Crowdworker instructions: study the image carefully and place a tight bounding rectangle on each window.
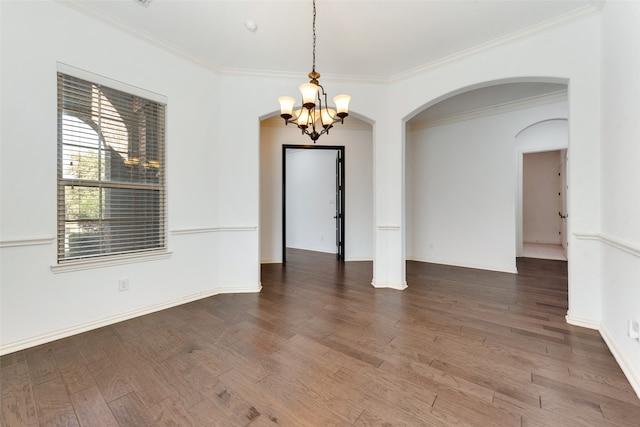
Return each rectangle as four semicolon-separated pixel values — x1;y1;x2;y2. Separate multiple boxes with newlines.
57;72;166;262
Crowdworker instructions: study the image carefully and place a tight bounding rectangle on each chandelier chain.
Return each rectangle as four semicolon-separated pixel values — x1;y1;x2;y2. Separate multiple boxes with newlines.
312;0;316;73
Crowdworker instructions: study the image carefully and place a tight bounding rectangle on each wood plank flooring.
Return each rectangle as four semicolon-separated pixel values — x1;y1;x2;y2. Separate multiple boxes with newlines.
2;249;639;426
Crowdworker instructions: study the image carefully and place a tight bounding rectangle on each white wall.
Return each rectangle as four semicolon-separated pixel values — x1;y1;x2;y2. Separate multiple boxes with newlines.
285;149;338;254
0;0;258;354
406;101;567;273
260;122;374;262
389;11;602;315
2;0;637;394
523;150;562;244
599;0;640;397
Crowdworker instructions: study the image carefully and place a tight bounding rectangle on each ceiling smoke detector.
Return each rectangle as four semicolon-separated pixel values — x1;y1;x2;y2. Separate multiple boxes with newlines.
135;0;153;7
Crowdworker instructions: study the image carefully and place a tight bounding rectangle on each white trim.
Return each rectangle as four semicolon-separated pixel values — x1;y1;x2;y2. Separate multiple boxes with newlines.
0;283;261;356
170;226;257;235
58;2;600;84
378;225;401;231
371;280;407;290
0;236;55;248
51;251;172;273
217;66;387;85
406;256;518;274
573;231;601;241
565;312;600;330
600;233;640;258
565;313;640;399
285;243;335;255
389;4;601;82
408;91;568;131
574;231;640;259
599;324;640;400
57;1;222;74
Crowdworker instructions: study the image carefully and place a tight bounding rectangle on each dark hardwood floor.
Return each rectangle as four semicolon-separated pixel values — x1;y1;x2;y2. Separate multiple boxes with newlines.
2;249;639;426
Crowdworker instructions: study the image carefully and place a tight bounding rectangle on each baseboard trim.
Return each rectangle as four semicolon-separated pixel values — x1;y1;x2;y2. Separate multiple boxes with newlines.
260;258;282;264
565;313;600;330
284;244;335;254
344;257;374;262
0;283;262;356
599;324;640;400
407;256;518;274
371;280;407;290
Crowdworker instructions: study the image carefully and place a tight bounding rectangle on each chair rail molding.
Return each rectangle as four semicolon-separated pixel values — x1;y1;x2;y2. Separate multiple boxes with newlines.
573;231;640;259
0;236;55;248
170;226;258;235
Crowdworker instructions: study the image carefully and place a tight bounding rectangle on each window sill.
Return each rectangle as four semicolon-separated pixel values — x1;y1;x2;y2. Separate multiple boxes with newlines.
51;250;172;274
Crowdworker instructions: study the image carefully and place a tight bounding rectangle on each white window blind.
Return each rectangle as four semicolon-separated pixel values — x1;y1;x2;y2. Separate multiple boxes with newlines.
57;73;166;262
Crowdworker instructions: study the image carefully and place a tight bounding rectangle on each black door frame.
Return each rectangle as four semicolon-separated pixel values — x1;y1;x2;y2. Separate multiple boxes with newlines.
282;144;346;263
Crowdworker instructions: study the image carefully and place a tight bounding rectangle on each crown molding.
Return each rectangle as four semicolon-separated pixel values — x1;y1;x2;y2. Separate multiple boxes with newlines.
389;4;602;83
216;66;388;85
407;89;567;131
57;0;222;74
58;0;601;85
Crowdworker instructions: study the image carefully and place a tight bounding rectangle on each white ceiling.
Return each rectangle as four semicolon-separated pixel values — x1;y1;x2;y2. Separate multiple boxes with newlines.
72;0;597;80
68;0;586;124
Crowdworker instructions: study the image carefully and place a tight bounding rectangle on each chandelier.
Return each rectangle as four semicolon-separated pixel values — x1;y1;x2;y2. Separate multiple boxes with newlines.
277;0;350;142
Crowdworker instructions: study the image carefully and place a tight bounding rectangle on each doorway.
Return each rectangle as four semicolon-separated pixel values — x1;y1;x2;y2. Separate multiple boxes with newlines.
522;149;567;260
282;145;345;263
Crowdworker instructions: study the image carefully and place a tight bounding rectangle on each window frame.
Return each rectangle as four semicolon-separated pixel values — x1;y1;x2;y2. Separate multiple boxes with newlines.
54;64;169;269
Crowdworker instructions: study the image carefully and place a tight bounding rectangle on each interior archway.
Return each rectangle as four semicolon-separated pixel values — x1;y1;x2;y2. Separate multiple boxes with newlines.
258;111;375;267
404;80;568;274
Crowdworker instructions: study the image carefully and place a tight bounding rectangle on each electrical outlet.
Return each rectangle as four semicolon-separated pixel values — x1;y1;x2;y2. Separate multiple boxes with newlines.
118;278;130;292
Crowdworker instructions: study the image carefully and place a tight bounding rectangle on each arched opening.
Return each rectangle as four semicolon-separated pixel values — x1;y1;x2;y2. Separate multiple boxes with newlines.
258;111;375;268
404;80;568;274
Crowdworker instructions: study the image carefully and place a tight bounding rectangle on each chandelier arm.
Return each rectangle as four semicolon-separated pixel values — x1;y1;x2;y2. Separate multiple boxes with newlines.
286;108;304;124
310;106;319;135
320;87;332;125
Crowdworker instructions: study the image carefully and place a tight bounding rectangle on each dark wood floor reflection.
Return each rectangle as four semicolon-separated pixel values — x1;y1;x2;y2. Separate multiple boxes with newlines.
2;249;639;426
